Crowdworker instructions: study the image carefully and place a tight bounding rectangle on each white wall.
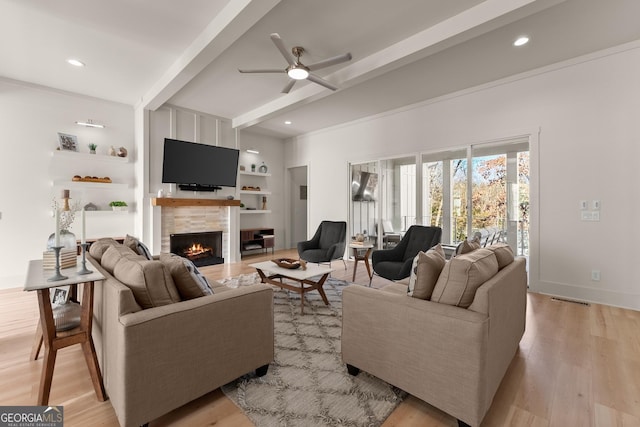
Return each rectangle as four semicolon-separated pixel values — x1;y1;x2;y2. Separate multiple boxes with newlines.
285;42;640;310
0;79;134;288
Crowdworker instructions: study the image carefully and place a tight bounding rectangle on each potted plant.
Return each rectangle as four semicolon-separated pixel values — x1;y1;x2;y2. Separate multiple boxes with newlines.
88;143;98;154
109;201;128;211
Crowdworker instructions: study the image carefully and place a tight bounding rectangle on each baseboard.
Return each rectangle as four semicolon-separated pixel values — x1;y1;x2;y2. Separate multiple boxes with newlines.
0;274;25;290
531;280;640;311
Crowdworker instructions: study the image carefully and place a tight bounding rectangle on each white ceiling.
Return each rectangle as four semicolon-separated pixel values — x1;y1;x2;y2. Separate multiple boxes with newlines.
3;0;640;138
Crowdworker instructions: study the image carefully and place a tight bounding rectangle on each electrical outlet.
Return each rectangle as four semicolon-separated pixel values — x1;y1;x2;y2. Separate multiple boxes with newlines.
580;200;588;210
592;200;601;210
591;270;600;281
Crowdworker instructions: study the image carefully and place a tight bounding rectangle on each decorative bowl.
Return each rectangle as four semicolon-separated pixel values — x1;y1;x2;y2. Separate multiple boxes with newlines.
271;258;301;269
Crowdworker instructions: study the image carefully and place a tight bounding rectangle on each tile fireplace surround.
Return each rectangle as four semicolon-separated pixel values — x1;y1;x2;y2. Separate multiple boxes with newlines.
152;198;241;263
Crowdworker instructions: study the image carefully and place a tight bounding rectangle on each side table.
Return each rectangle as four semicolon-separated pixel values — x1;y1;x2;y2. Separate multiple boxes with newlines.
349;243;374;282
24;259;107;405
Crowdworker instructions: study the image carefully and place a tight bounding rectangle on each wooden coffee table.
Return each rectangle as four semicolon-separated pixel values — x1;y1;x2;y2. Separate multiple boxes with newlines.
250;261;334;314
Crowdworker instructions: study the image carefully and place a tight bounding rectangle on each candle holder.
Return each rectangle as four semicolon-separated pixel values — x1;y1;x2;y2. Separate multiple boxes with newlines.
77;243;93;275
47;246;69;282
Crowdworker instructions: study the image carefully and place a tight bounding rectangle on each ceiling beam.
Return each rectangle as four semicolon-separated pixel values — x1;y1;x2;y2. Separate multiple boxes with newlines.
232;0;564;130
139;0;281;111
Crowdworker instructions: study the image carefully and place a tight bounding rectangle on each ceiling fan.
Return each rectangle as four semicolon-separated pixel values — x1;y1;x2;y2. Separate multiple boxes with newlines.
238;33;352;94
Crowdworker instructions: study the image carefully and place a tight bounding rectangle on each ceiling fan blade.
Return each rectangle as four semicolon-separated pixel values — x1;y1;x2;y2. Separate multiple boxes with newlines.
281;79;296;94
238;68;284;74
270;33;295;65
307;53;352;71
307;73;338;91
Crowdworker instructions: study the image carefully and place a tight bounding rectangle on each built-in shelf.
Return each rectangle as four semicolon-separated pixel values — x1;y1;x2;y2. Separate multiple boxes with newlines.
240;210;272;214
152;198;241;207
86;210;133;215
53;180;129;190
52;150;129;163
239;171;271;177
240;190;271;195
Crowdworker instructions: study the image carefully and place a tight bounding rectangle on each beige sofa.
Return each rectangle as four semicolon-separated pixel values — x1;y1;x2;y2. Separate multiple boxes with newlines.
342;247;527;427
88;239;274;427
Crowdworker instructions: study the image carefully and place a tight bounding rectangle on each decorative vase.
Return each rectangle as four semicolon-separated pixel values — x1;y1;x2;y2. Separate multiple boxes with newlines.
109;146;117;156
47;229;77;250
89;149;96;154
251;164;256;172
259;162;268;173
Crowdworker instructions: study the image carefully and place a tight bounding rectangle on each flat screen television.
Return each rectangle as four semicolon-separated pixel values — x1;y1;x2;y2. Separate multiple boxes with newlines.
162;138;240;190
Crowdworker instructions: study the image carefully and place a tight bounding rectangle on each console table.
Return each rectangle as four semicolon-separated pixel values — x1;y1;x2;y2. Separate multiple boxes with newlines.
24;259;107;405
240;228;275;255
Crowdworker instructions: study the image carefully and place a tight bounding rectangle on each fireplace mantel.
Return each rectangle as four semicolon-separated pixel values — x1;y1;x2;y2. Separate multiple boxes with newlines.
152;198;240;207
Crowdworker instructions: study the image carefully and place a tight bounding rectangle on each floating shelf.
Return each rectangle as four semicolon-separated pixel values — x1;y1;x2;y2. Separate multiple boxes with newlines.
239;171;271;177
240;210;272;214
152;198;241;207
85;210;133;215
52;150;129;163
240;190;271;195
53;180;129;190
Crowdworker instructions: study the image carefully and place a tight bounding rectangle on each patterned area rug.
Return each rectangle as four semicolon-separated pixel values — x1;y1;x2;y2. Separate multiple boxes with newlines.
219;274;405;427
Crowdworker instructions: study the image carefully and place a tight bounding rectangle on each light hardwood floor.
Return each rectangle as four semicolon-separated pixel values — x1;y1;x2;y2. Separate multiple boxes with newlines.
2;248;639;426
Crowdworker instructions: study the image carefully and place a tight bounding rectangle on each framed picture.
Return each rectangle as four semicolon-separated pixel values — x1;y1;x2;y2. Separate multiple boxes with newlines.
57;132;78;152
52;286;69;306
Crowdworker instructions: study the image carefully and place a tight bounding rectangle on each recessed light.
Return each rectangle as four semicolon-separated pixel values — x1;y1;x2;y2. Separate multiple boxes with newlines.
67;58;85;67
513;36;529;47
284;121;292;125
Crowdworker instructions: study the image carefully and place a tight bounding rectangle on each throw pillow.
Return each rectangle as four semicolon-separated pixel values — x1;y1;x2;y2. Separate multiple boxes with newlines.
455;237;481;256
410;244;446;300
113;257;181;309
101;245;144;275
124;234;153;260
160;253;214;300
431;248;499;308
485;243;514;269
88;238;121;262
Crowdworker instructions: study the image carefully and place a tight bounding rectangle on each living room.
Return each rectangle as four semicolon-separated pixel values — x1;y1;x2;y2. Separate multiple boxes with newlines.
1;0;640;426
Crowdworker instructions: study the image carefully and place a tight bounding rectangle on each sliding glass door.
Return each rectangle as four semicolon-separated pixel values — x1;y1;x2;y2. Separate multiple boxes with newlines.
470;140;529;255
380;155;417;244
349;138;530;256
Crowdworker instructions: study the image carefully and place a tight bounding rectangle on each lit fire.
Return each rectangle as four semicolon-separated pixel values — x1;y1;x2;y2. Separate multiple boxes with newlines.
184;243;212;258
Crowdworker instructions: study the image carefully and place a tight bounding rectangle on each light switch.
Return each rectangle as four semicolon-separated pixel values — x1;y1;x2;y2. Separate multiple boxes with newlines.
581;211;592;221
592;211;600;221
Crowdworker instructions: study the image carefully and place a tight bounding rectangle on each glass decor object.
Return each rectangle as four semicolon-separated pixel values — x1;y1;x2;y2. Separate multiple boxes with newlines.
47;230;77;250
53;301;82;331
259;162;268;173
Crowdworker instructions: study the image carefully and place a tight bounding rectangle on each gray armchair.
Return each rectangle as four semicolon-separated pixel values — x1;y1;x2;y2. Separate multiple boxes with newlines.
297;221;347;266
371;225;442;282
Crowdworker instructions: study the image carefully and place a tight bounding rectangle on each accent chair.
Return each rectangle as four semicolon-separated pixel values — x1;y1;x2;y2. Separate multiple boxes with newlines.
371;225;442;282
297;220;347;268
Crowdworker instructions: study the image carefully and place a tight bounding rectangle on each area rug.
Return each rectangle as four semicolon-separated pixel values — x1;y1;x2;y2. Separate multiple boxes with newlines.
219;274;405;427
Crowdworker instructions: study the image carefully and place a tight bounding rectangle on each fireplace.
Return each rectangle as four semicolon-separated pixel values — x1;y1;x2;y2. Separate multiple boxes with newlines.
170;231;223;267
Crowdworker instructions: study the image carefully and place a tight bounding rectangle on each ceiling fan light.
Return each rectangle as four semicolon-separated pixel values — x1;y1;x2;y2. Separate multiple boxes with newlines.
287;67;309;80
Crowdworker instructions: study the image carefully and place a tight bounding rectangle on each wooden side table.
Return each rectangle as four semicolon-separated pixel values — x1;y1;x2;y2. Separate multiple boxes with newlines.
24;259;107;405
349;243;374;282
